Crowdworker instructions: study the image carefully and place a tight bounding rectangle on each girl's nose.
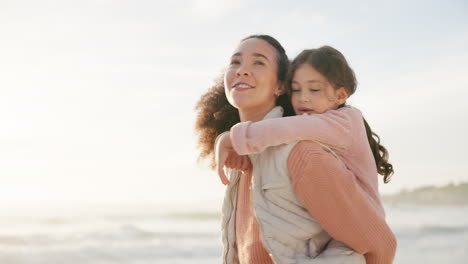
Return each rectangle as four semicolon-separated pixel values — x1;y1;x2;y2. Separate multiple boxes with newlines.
300;92;310;102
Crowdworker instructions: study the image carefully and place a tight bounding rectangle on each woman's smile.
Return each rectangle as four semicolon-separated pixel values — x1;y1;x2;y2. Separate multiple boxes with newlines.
232;82;255;91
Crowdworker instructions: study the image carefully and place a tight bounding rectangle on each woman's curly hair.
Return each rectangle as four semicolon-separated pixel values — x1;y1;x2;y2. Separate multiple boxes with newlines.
194;75;240;168
194;35;294;168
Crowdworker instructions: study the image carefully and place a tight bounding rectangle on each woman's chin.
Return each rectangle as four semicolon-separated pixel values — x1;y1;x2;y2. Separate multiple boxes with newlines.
228;95;256;109
227;92;277;112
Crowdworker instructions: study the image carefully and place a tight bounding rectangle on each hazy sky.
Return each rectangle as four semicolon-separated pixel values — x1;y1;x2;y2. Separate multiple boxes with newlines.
1;0;467;209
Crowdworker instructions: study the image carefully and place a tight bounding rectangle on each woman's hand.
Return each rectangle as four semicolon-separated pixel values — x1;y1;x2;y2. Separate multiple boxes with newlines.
215;132;252;185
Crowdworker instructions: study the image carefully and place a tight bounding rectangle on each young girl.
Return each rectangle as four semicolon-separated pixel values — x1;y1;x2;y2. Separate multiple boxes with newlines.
215;46;394;217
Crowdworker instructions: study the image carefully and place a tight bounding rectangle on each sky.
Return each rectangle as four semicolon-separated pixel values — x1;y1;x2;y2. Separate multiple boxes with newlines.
1;0;467;210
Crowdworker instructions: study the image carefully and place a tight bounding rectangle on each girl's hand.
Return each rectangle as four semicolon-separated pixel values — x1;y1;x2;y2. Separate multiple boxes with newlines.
215;132;252;185
215;132;233;185
225;151;252;173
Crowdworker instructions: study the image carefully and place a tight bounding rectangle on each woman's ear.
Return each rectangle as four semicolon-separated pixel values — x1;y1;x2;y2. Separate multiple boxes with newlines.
335;87;349;105
275;83;286;96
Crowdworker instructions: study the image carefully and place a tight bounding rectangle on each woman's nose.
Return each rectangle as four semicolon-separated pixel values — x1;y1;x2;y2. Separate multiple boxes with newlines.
236;64;250;76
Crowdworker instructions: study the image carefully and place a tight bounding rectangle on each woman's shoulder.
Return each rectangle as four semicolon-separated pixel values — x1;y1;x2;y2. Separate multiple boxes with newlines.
288;141;328;159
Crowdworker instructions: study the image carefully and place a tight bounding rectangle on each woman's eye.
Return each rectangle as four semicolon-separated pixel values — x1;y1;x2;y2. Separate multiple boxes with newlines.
291;88;300;93
310;88;320;92
230;60;240;65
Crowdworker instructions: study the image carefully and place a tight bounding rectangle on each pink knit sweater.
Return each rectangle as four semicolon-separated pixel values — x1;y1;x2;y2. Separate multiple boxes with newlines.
230;106;385;216
235;141;397;264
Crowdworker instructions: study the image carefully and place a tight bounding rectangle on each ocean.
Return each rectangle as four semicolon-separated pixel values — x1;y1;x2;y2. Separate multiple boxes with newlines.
0;205;467;264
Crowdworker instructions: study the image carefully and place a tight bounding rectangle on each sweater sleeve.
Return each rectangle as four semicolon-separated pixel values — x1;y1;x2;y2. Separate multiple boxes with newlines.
230;107;353;155
288;141;397;264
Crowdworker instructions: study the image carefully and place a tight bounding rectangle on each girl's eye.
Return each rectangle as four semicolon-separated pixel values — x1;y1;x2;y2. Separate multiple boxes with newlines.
310;89;320;92
291;88;300;93
230;60;240;65
254;60;265;65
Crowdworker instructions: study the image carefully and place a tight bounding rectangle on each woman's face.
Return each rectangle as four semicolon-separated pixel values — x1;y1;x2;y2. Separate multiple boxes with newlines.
291;63;344;115
224;38;280;112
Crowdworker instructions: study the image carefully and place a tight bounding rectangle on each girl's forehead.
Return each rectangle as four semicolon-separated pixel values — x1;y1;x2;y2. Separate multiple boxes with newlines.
294;64;325;80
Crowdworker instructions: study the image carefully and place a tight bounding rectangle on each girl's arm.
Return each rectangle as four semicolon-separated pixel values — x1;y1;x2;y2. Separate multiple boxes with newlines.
230;107;356;155
288;141;397;264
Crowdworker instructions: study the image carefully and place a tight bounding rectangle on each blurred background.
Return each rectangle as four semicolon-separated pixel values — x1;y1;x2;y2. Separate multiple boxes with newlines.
1;0;467;263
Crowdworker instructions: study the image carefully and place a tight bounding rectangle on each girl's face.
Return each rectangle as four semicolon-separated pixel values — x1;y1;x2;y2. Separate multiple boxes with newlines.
224;38;282;113
291;63;347;115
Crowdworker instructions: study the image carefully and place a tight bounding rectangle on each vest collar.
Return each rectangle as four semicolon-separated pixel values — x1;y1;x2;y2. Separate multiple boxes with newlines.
263;106;284;120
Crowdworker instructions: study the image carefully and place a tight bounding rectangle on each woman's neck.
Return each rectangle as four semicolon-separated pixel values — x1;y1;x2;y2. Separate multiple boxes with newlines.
238;102;276;122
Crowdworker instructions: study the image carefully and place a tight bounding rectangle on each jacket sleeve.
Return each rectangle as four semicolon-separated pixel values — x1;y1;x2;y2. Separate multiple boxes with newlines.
288;141;397;264
230;108;353;155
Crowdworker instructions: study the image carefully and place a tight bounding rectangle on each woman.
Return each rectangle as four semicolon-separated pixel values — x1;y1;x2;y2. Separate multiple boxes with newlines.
195;35;396;264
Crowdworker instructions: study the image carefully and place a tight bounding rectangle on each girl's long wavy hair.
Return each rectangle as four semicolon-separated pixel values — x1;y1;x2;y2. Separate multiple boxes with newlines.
194;35;294;168
289;46;394;183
